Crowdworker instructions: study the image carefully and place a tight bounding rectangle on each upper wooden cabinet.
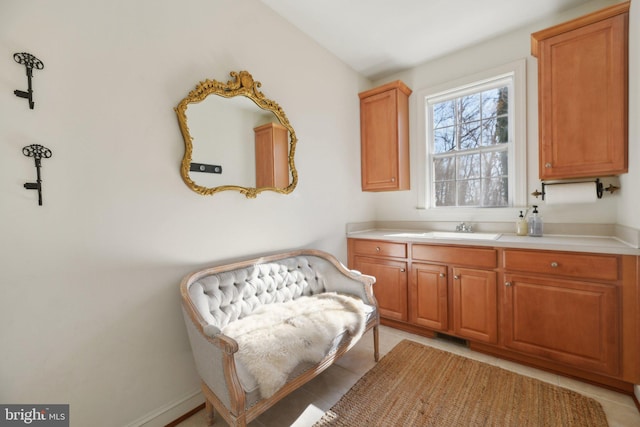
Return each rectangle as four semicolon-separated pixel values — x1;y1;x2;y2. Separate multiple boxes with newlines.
531;2;629;179
359;81;412;191
254;122;290;188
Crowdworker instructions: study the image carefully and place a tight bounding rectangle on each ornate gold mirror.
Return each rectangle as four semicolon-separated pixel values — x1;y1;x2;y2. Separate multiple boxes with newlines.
175;71;298;198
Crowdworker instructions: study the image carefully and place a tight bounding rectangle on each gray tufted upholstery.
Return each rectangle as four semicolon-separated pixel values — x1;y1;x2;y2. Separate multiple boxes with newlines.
188;256;330;329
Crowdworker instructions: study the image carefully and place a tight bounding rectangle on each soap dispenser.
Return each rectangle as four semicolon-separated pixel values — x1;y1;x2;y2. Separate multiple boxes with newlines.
516;210;528;236
528;205;543;237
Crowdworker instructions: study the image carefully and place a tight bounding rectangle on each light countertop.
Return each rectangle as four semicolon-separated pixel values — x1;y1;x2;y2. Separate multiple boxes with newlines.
347;229;640;256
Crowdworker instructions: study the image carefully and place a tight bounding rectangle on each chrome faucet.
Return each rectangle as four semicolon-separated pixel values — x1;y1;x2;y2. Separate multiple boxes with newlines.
455;222;473;233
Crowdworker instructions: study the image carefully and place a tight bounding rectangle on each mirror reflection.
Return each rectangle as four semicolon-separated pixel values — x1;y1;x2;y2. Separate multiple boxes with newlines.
175;71;298;198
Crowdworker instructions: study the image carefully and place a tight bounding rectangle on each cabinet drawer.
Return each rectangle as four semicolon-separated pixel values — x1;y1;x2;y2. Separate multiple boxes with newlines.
351;239;407;258
412;245;497;269
503;250;619;281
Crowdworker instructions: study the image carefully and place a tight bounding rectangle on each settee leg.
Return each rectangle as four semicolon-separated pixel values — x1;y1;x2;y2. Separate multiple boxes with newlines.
373;325;380;362
204;400;215;426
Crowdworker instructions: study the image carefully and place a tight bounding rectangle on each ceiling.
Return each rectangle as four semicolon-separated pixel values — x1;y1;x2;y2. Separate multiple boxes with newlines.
261;0;594;80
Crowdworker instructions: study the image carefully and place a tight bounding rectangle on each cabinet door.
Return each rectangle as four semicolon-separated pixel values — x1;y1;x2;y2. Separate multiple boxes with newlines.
359;81;411;191
452;267;497;344
411;263;448;330
535;12;628;179
503;274;619;375
352;256;408;321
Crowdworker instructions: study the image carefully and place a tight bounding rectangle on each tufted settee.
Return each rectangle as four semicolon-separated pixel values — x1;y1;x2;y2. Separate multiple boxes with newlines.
180;249;379;427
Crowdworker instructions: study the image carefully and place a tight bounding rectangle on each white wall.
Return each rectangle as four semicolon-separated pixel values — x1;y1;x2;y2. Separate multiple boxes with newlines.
3;0;637;424
618;0;640;229
372;0;633;226
0;1;373;425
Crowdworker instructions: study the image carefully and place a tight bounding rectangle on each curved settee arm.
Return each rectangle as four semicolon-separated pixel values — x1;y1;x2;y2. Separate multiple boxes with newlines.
304;249;377;308
326;268;376;305
180;288;247;416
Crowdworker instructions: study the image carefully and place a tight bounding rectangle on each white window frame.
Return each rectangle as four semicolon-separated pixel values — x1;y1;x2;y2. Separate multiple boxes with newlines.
417;59;527;211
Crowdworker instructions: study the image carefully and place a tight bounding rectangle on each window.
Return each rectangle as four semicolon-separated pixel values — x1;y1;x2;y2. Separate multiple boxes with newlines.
420;60;526;209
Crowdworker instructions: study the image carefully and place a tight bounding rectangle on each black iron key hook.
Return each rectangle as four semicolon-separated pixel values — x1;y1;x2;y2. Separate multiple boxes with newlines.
14;52;44;110
23;144;52;206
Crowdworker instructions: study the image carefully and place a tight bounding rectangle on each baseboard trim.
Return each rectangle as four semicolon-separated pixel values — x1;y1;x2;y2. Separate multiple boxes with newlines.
124;389;204;427
165;403;205;427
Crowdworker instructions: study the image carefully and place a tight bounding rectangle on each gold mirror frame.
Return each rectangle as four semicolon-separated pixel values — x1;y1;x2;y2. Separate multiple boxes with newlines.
175;71;298;198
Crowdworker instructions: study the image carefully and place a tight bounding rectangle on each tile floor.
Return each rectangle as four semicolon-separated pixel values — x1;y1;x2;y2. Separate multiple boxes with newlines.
177;325;640;427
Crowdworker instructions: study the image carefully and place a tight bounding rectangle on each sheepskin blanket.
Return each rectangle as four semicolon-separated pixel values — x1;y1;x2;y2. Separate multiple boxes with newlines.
221;292;367;398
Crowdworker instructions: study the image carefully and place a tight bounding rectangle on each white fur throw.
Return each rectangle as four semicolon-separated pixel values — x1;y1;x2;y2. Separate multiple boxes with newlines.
221;292;367;398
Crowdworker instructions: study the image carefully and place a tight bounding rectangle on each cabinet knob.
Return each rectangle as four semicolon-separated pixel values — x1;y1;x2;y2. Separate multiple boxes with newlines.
454;275;460;280
545;162;552;168
505;282;512;287
550;262;559;268
375;246;380;252
391;177;396;182
439;273;445;278
400;268;406;273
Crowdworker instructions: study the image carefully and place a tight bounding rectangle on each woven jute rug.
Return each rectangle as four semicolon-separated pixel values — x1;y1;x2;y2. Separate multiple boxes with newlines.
314;339;608;427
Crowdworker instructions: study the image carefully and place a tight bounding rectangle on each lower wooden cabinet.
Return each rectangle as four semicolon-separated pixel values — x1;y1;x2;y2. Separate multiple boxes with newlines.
503;273;620;375
411;263;448;330
452;267;498;344
410;263;498;344
347;237;637;390
352;255;408;321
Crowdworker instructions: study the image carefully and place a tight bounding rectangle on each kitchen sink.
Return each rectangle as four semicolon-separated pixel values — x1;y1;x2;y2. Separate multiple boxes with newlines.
385;231;502;241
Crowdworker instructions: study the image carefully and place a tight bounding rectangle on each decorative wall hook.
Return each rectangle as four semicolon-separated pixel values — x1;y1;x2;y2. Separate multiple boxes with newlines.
604;184;620;194
23;144;52;206
531;189;543;199
13;52;44;110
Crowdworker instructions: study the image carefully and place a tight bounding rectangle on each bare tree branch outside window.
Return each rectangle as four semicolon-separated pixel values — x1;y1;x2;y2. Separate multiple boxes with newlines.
431;85;510;207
